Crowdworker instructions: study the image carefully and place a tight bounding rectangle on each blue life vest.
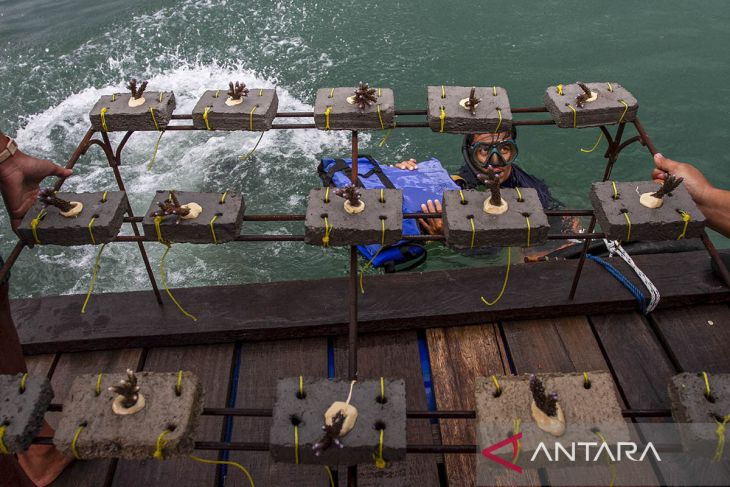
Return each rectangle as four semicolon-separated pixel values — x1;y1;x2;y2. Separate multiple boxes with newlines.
317;155;460;272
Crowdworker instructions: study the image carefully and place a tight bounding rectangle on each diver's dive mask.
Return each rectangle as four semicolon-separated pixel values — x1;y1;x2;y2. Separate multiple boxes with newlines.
466;139;518;168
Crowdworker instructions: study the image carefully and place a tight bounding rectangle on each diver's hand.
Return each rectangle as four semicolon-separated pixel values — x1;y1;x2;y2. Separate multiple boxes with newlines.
0;148;73;230
393;159;417;170
418;199;443;235
652;153;712;206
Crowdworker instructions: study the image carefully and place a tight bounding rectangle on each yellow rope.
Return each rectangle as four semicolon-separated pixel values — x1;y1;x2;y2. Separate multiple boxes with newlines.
214;89;220;98
580;132;604;153
567;103;577;128
71;424;85;460
259;88;263;96
703;371;712;398
378;120;396;147
556;84;564;96
515;186;523;202
100;107;110;132
95;373;103;396
324;106;332;130
512;419;521;463
611;181;619;200
176;370;183;395
153;429;172;460
203;106;213;131
677;210;691;240
379;188;385;203
459;189;466;204
622;212;632;241
209;215;218;244
102;191;108;203
19;373;27;393
31;208;47;244
294;425;299;464
249;105;258;131
328;87;334;98
150;107;160;131
147;130;166;171
491;375;501;396
324;466;335;487
359;218;386;293
617;99;629;123
238;132;265;161
607;82;614;92
159;92;165;103
88;217;97;245
439;106;446;133
322;216;333;247
372;428;386;468
376;104;385;130
299;375;304;397
440;85;445;98
481;247;511;306
714;414;730;462
380;376;385;402
583;372;591;388
111;94;117;102
154;215;166;243
220;191;228;204
594;430;616;487
524;215;531;248
160;244;198;321
492;86;497;96
494;109;502;133
324;186;331;203
0;424;9;454
190;456;255;487
468;217;476;250
81;243;107;314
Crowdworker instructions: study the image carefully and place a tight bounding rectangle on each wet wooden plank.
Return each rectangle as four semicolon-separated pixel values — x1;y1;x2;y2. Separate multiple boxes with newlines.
14;251;730;355
111;344;234;487
49;349;143;487
25;354;56;378
334;331;440;487
228;338;328;487
426;324;541;487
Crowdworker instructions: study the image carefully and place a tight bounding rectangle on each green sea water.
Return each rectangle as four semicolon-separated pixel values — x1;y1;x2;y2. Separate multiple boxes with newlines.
0;0;728;299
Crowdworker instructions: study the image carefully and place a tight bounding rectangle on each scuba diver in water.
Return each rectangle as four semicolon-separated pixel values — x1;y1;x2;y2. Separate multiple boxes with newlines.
395;127;575;250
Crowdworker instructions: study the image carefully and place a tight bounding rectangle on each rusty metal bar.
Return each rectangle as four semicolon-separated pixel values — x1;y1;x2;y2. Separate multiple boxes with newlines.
632;117;658;156
349;131;360;386
115;131;134;165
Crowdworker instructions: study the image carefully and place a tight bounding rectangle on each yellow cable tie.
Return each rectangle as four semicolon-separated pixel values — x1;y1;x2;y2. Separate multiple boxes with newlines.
359;218;386;293
378;120;396;147
491;375;501;396
0;424;9;454
324;186;331;203
481;247;511;306
328;87;334;98
618;99;629;124
203;106;213;131
160;244;198;321
677;210;691;240
219;191;228;204
324;106;332;130
379;188;385;203
493;86;497;96
239;132;264;161
111;94;117;102
190;456;255;487
294;425;299;464
324;466;335;487
214;89;220;98
459;190;465;204
176;370;183;395
101;191;108;203
249;105;258;131
703;372;711;398
494;109;502;133
372;427;386;468
567;103;577;128
209;215;218;244
623;211;632;241
150;107;160;131
153;429;172;460
378;87;381;97
95;373;103;396
19;373;28;393
557;84;564;96
88;216;97;245
100;107;110;132
611;181;619;200
299;375;304;397
259;88;263;96
594;430;617;486
525;215;531;248
512;419;521;463
469;216;476;250
322;216;332;247
376;104;385;130
159;91;165;103
583;372;591;388
714;414;730;462
31;208;47;245
380;376;385;402
607;82;614;92
580;131;605;153
439;106;446;133
515;186;523;202
71;424;86;460
81;243;107;314
147;130;166;171
440;84;445;98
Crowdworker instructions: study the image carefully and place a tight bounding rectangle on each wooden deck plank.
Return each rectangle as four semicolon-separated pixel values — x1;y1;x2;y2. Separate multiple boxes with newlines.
49;349;143;487
13;250;730;355
228;338;329;487
426;324;541;487
111;344;235;487
334;331;440;487
26;354;56;378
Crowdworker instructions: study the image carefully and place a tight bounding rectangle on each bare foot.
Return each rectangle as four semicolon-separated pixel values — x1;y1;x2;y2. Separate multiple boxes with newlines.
17;423;73;487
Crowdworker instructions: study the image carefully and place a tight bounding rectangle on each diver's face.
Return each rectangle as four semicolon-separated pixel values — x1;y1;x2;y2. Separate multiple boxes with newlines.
471;132;514;182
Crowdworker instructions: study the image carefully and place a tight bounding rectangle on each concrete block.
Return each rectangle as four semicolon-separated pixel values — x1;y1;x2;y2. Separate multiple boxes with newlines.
442;187;549;248
544;82;638;128
427;86;512;134
0;374;54;453
192;89;278;131
142;191;245;244
54;371;203;460
270;377;406;465
476;372;629;471
17;191;129;247
90;92;176;132
590;181;705;242
304;188;403;247
669;372;730;455
314;87;394;130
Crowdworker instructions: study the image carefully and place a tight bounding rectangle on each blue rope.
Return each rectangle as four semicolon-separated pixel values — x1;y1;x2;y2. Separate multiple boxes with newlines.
587;254;648;314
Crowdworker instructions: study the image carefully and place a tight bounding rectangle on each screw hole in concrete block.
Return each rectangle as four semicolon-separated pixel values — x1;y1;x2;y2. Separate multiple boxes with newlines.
493;389;502;398
379;215;387;221
521;212;531;218
375;395;388;405
584;381;592;390
320;213;328;219
619;208;629;214
712;413;724;422
705;393;716;403
167;424;177;432
215;212;223;217
296;390;307;400
79;421;88;427
373;420;386;431
290;415;302;426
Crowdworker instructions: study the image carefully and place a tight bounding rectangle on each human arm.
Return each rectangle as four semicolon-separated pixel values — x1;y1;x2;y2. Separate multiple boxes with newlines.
652;153;730;237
